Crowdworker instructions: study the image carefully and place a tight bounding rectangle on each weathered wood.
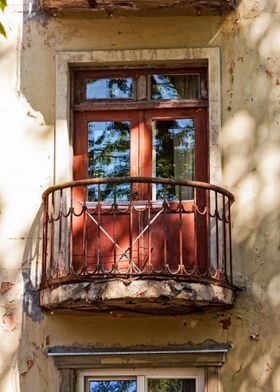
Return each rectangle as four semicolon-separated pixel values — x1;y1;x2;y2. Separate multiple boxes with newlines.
40;0;238;15
72;100;208;112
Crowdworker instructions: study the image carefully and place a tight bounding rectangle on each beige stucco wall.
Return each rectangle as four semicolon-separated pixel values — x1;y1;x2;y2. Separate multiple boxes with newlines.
0;0;280;390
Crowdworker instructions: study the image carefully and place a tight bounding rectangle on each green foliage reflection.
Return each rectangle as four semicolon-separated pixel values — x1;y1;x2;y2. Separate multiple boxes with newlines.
153;119;194;200
88;121;130;201
151;75;199;100
148;378;195;392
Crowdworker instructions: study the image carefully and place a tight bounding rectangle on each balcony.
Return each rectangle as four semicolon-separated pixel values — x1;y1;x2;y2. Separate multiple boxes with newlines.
40;177;236;314
40;0;238;16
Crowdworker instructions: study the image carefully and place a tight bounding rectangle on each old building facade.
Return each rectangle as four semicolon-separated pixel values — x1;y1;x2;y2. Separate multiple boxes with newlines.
0;0;280;390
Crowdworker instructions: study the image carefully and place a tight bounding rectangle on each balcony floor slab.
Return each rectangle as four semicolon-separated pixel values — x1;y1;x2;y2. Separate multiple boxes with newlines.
40;0;237;15
40;278;236;314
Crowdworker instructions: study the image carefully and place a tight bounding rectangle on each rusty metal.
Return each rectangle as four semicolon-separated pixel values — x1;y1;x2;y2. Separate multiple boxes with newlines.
41;177;235;288
42;177;235;200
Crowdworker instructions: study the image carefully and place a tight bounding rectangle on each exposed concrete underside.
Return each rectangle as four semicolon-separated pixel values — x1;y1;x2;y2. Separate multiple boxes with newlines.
40;0;238;15
40;278;236;314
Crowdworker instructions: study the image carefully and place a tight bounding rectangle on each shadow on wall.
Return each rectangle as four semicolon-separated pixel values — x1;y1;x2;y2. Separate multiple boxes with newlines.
17;0;54;323
22;204;44;322
14;0;280;390
220;0;280;390
0;193;18;388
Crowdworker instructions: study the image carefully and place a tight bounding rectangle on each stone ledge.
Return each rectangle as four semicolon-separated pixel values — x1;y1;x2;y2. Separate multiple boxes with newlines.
40;278;236;314
48;341;230;368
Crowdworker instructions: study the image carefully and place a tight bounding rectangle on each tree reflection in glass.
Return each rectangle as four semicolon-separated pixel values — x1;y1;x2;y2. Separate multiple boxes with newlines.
152;119;194;200
89;380;136;392
148;378;196;392
150;74;200;100
88;121;130;202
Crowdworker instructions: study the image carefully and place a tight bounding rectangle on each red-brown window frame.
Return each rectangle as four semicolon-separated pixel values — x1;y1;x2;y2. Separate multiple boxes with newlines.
72;66;209;182
71;67;209;273
72;67;208;107
73;108;208;182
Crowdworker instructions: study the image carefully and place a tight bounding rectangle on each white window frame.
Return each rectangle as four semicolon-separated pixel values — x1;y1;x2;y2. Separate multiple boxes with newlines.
77;367;204;392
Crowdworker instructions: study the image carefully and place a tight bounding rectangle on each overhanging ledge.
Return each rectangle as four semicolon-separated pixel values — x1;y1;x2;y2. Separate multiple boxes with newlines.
48;342;231;368
40;278;237;314
40;0;239;16
49;344;231;391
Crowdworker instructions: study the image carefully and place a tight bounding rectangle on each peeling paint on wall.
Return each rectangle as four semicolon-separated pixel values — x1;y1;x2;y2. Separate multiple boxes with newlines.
1;0;280;391
0;282;14;295
2;313;17;332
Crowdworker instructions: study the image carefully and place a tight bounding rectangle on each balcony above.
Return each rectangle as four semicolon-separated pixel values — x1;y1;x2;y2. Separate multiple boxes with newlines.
40;0;239;16
40;177;236;314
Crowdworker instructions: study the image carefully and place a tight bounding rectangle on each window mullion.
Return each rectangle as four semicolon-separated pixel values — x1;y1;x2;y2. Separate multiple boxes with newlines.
137;75;147;100
137;375;145;392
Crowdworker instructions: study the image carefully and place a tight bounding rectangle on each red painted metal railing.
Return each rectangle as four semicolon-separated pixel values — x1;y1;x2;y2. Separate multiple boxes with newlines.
41;177;235;287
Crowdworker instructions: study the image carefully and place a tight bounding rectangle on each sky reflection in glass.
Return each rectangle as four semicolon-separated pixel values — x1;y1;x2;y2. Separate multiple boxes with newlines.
86;78;133;99
89;380;136;392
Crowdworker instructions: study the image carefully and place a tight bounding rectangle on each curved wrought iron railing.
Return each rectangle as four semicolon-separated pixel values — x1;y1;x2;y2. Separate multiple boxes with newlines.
41;177;235;288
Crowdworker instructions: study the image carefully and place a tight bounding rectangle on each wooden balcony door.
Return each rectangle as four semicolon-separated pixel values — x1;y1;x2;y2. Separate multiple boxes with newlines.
144;109;208;273
73;106;208;274
73;111;139;272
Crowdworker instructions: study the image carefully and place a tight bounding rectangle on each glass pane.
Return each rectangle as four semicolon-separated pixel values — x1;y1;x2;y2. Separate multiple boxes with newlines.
148;378;196;392
89;380;136;392
86;78;133;99
88;121;130;201
152;119;194;200
150;74;200;100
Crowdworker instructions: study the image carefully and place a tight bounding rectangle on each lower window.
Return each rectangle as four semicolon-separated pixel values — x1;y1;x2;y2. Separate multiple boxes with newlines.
78;368;204;392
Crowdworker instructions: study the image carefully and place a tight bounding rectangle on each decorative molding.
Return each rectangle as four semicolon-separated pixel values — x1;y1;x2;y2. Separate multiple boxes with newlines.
60;369;76;392
55;47;221;187
50;345;229;392
206;367;220;392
